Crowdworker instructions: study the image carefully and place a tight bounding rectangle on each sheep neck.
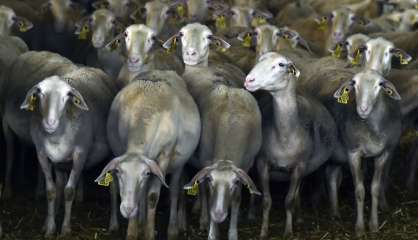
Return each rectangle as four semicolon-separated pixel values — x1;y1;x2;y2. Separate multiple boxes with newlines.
270;78;302;141
0;23;10;36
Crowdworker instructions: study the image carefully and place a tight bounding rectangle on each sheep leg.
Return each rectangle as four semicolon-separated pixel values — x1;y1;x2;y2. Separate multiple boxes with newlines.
36;166;45;200
37;149;57;237
326;165;342;218
61;150;87;235
208;219;219;240
55;169;66;213
348;151;365;237
228;185;242;240
370;151;390;233
3;119;15;199
199;183;209;231
168;169;182;240
284;164;304;237
407;139;418;191
247;193;256;220
257;157;271;240
109;174;119;232
145;178;162;240
75;175;84;203
126;218;139;240
178;176;187;233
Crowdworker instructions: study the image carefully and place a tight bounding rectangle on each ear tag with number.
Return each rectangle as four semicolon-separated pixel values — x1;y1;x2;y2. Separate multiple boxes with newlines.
28;95;37;111
242;33;252;48
332;44;342;59
338;87;350;104
18;22;29;32
167;37;177;53
317;17;328;31
98;172;113;187
215;15;227;30
351;49;362;65
78;25;90;40
187;181;199;196
400;55;410;65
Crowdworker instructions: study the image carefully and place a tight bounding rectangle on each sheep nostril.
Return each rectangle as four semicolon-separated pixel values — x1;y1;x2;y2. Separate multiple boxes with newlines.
247;78;255;83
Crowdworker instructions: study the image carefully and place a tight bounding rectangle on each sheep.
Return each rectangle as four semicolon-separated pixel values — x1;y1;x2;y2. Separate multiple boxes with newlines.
95;70;201;240
245;52;337;237
355;37;412;76
343;33;370;66
75;9;125;78
129;0;184;39
163;23;246;88
92;0;137;23
2;51;116;236
0;35;29;199
183;83;262;240
107;24;184;88
331;70;402;236
288;7;368;56
0;5;33;37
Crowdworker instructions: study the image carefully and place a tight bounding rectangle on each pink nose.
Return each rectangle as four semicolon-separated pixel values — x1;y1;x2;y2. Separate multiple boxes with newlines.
129;57;140;64
360;106;368;112
186;49;197;56
333;32;343;41
47;119;57;127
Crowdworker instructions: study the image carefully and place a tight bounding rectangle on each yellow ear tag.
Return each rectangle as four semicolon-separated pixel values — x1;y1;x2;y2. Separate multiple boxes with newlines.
78;25;89;40
242;33;252;48
73;97;81;105
177;5;186;19
18;22;29;32
109;39;121;51
167;37;177;53
385;88;393;96
332;44;342;59
351;49;362;65
215;15;227;30
317;17;328;31
187;181;199;196
255;16;267;26
98;172;113;187
338;87;350;104
400;55;410;65
28;95;37;111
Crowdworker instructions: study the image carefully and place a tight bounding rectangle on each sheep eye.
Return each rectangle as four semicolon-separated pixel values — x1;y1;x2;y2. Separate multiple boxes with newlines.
144;171;151;176
278;63;285;67
124;32;128;38
350;80;356;85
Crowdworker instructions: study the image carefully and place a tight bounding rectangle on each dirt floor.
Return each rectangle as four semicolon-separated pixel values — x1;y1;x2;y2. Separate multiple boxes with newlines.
1;143;418;240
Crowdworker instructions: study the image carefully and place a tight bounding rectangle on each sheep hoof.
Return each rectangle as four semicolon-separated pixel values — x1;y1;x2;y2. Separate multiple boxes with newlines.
60;225;72;236
108;222;119;232
355;224;365;237
369;221;379;233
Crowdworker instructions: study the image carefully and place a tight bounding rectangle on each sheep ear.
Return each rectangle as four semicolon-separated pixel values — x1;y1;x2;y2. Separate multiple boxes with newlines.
14;16;33;33
209;35;231;49
381;80;401;100
105;32;125;51
142;156;169;188
162;34;180;50
70;88;89;111
334;80;354;99
20;85;40;111
95;157;122;183
74;16;90;35
184;166;213;190
234;168;261;195
287;63;300;78
390;48;412;65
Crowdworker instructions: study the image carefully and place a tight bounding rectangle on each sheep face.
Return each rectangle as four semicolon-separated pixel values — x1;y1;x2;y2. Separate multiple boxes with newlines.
49;0;76;32
187;0;209;22
253;24;280;58
106;0;133;19
345;34;370;64
245;52;300;92
334;70;401;119
142;0;173;35
20;76;89;134
163;23;230;66
0;6;33;36
184;161;260;223
397;9;418;31
88;9;119;48
361;38;412;76
323;8;358;47
0;6;16;35
123;24;157;71
95;154;168;219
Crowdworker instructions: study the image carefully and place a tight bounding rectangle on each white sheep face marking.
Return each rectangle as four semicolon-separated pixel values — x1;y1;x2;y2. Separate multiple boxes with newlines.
178;23;212;66
364;38;395;75
245;52;297;92
124;24;157;71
